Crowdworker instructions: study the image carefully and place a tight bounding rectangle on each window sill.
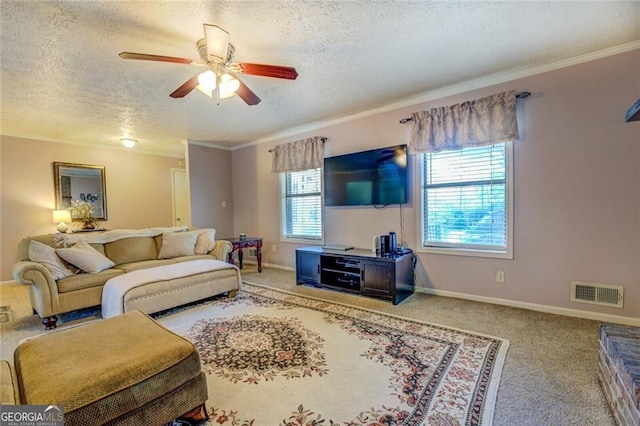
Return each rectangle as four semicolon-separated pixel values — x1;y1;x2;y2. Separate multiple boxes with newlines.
417;246;513;260
281;237;324;245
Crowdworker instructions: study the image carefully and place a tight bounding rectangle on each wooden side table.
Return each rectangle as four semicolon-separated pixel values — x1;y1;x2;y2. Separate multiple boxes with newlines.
222;237;263;272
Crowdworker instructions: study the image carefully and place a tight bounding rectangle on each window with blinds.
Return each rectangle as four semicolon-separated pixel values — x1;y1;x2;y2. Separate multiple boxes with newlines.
281;168;323;241
421;142;512;256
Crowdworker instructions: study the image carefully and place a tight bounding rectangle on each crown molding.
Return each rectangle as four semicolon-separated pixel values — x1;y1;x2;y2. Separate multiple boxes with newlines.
231;40;640;151
1;134;185;158
186;139;233;151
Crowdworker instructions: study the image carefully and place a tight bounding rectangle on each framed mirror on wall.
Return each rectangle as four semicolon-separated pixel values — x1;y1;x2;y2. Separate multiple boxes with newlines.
53;162;108;221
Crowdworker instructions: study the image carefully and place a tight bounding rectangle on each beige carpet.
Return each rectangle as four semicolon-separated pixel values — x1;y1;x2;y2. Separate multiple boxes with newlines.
0;266;615;425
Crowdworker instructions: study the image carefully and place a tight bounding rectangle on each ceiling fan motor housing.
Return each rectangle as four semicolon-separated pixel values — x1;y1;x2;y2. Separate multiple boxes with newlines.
197;38;235;67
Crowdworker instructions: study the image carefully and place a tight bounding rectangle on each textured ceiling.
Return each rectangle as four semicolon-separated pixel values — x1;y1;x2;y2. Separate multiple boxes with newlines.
1;1;639;157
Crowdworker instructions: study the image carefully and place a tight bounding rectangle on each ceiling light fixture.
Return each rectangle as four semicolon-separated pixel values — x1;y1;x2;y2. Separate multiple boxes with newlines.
218;73;240;99
196;70;239;100
121;138;136;148
196;71;217;97
193;25;239;103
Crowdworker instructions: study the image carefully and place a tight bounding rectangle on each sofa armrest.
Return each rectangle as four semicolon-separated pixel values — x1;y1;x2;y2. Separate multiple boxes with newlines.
11;261;60;317
211;240;233;262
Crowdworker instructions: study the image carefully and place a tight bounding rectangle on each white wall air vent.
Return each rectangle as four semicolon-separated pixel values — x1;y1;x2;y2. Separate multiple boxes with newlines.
571;281;624;308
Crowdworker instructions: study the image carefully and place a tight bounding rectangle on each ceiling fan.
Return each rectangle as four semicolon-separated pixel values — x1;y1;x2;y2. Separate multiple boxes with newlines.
119;24;298;105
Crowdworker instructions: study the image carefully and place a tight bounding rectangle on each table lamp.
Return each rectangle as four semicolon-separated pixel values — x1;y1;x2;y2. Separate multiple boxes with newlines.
52;209;72;233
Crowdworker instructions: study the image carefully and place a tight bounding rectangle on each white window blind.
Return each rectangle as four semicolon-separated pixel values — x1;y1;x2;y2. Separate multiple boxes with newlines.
421;142;512;254
281;168;323;240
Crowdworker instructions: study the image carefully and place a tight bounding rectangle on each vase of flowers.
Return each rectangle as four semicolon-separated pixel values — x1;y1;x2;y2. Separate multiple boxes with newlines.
70;200;99;229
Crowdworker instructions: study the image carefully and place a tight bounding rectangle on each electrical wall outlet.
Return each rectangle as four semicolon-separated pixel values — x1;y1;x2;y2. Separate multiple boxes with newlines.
271;244;277;252
496;271;505;283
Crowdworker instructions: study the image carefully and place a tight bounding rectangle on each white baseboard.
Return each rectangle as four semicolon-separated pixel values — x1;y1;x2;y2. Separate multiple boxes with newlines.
237;260;295;272
263;263;638;326
0;280;18;287
415;287;640;327
263;262;295;272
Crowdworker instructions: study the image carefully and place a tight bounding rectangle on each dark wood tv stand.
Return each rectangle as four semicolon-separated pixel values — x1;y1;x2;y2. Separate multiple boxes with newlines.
295;246;415;304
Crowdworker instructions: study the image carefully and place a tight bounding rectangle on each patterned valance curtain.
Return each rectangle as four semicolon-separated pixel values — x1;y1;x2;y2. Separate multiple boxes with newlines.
271;136;325;173
409;90;519;153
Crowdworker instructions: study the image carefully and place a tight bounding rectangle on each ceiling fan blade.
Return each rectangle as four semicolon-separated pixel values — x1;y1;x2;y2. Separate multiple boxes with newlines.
236;80;261;105
203;24;229;62
119;52;194;65
169;75;199;98
234;63;298;80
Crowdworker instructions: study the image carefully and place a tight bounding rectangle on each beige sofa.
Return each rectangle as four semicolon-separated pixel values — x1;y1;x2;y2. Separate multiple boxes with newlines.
12;228;234;329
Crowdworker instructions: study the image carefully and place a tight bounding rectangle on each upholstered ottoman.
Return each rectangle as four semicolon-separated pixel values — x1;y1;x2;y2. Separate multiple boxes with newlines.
102;259;241;318
13;310;208;425
0;360;19;405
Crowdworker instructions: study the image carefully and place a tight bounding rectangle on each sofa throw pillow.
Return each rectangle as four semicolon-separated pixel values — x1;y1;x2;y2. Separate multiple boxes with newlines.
194;228;216;255
158;231;198;259
57;241;116;274
28;240;74;280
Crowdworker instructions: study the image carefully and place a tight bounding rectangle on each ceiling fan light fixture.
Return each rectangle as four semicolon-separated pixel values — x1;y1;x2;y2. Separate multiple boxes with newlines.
121;138;136;148
218;73;240;99
196;71;217;97
203;24;229;63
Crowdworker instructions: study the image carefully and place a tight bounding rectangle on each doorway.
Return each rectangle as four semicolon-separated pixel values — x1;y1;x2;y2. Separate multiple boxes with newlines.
171;168;190;227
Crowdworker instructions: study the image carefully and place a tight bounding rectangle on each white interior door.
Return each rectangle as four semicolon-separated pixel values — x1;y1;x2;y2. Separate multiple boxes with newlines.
171;168;191;227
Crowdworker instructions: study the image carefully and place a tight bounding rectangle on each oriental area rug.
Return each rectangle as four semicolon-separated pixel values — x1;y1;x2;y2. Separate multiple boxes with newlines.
157;282;509;426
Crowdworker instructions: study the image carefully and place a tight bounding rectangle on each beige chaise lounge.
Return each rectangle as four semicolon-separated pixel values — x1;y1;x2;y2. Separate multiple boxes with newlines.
12;227;235;329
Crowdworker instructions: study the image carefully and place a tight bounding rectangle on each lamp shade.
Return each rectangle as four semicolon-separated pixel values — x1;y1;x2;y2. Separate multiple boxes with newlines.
52;209;71;223
53;209;72;233
196;71;217;97
218;73;240;99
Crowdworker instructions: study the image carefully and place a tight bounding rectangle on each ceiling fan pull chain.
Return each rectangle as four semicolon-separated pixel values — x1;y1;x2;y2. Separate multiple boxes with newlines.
216;74;221;106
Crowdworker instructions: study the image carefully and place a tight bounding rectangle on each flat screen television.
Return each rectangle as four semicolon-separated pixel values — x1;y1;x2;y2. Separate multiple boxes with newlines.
324;144;408;206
